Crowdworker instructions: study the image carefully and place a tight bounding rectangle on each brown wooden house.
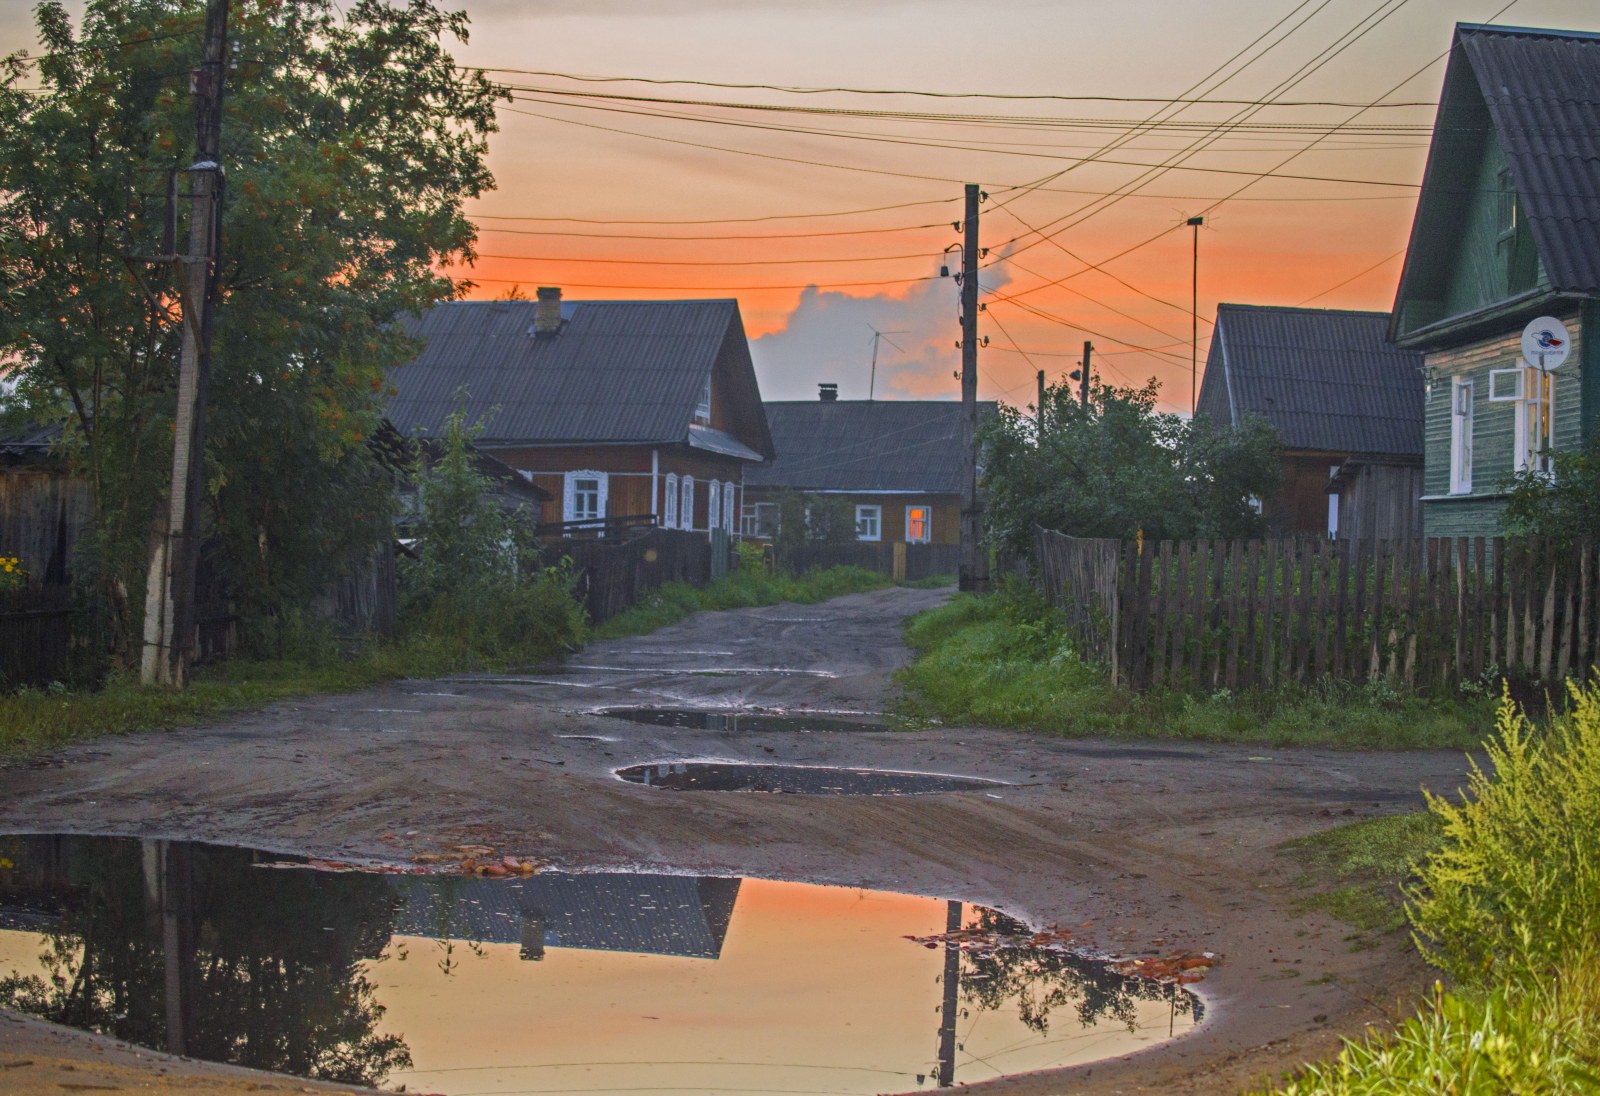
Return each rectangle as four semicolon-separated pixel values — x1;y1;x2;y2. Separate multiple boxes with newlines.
1196;304;1425;539
742;389;994;546
386;290;775;536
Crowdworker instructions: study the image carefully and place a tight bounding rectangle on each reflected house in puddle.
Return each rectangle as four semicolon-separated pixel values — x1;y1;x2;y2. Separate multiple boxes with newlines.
393;873;741;961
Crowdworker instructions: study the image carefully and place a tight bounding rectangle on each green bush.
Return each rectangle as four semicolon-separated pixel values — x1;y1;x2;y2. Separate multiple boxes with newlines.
1408;683;1600;989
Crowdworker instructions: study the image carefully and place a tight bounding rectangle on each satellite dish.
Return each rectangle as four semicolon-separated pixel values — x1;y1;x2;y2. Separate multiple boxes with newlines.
1521;316;1572;372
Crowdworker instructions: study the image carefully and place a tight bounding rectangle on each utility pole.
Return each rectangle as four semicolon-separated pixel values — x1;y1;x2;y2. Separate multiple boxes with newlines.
867;325;906;402
1188;216;1203;415
958;183;988;593
1036;369;1046;438
1080;341;1092;408
141;0;229;687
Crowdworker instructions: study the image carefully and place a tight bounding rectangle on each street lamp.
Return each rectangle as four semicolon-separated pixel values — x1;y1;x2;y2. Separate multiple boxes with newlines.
1187;216;1204;416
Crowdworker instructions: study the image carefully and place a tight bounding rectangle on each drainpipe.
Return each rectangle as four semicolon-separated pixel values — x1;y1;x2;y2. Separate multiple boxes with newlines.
650;449;660;525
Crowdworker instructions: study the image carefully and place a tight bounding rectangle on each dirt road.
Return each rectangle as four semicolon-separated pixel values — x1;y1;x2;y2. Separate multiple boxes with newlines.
0;585;1477;1094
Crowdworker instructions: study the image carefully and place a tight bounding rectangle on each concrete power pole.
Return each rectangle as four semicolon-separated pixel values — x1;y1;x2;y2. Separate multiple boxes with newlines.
141;0;229;686
958;183;988;593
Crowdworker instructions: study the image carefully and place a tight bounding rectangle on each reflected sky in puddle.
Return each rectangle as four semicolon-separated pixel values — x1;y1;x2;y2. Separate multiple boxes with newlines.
597;707;889;734
0;835;1199;1095
618;761;1006;795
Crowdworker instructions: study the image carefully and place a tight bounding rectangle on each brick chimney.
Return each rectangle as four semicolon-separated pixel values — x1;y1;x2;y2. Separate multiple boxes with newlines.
818;383;838;402
533;286;562;338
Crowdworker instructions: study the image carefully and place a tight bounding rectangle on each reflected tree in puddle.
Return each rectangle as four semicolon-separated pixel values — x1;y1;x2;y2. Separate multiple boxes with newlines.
0;836;411;1086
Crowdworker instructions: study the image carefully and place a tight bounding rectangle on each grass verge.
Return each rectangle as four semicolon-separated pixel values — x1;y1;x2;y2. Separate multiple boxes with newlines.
896;589;1494;750
592;562;893;640
1280;812;1444;935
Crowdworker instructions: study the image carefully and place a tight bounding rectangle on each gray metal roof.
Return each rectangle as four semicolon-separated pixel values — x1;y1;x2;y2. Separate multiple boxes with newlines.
1198;305;1423;456
745;399;994;493
386;299;772;458
393;872;741;959
1458;24;1600;294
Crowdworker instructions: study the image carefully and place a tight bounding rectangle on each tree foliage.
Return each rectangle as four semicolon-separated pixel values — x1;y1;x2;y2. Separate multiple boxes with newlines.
0;0;505;653
981;378;1281;557
1502;435;1600;546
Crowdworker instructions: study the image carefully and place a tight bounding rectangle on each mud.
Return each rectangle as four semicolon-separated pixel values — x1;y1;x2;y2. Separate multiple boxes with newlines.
0;585;1477;1095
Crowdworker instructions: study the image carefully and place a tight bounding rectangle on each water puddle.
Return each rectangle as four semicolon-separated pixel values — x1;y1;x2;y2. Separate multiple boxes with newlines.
0;834;1200;1094
617;761;1006;795
597;706;889;733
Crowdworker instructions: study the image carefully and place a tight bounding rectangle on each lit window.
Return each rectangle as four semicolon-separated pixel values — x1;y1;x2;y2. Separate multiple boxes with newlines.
1515;368;1555;477
1450;376;1473;494
663;474;678;528
856;505;882;542
680;476;695;530
906;506;931;543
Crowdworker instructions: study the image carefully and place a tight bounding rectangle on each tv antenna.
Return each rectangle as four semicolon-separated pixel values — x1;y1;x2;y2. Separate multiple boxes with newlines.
867;325;908;401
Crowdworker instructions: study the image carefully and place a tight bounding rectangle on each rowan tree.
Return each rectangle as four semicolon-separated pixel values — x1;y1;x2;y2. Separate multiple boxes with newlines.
0;0;505;653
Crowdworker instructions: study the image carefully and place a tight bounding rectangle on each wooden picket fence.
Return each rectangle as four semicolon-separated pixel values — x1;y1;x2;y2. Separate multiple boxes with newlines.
1036;527;1600;692
0;585;73;688
549;526;717;624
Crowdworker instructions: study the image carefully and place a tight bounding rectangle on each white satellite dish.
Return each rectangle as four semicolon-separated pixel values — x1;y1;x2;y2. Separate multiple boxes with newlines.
1521;316;1572;372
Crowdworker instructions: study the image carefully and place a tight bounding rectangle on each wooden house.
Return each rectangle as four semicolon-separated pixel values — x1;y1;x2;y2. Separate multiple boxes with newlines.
386;290;775;536
1391;23;1600;537
0;424;90;585
741;389;995;546
1196;304;1424;539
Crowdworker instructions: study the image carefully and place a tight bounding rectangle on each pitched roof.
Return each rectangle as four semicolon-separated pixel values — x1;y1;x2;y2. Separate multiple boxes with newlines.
1457;24;1600;294
1197;304;1423;457
386;298;773;459
745;399;995;493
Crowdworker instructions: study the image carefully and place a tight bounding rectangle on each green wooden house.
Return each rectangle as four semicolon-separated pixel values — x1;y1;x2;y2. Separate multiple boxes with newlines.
1391;23;1600;537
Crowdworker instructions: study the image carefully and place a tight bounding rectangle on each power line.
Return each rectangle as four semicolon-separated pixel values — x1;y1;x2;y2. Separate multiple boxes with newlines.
466;196;956;226
472;250;939;268
472;221;948;241
458;273;941;292
1298;247;1407;304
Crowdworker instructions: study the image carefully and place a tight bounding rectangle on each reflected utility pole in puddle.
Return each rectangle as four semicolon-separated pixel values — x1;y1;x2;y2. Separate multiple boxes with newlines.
936;900;962;1087
141;840;195;1055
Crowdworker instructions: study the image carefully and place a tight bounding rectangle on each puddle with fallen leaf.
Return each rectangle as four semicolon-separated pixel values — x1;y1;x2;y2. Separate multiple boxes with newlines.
0;834;1203;1093
597;706;890;733
617;761;1006;794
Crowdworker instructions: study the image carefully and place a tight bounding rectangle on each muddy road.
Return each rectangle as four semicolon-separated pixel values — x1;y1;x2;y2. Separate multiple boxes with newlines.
1;585;1477;1094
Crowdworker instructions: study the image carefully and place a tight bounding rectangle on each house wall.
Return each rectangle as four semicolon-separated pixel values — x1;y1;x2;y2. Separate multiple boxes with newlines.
1420;311;1587;538
1269;453;1346;537
1439;132;1544;318
492;444;747;532
0;468;92;585
742;489;961;544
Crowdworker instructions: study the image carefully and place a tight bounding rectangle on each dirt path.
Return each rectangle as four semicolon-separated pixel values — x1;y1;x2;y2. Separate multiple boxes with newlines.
0;585;1475;1094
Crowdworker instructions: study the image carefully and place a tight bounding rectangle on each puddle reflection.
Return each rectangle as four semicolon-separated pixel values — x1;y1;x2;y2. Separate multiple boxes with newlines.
596;707;889;733
0;835;1199;1095
617;761;1005;795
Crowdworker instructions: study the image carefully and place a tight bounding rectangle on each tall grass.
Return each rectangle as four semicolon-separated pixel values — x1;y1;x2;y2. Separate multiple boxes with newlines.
896;587;1493;750
1261;683;1600;1093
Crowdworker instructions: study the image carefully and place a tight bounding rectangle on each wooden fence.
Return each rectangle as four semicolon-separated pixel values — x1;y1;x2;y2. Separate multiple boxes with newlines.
777;541;959;582
1036;527;1600;692
0;586;73;688
550;526;717;623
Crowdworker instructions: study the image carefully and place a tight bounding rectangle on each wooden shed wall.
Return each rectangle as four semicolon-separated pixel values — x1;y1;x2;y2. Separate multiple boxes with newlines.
1334;463;1424;542
0;470;92;585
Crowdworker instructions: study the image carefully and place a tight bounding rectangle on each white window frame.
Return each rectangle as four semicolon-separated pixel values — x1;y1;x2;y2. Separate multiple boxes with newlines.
722;481;736;534
695;377;712;425
680;475;695;531
563;470;608;528
1327;464;1340;539
707;480;722;532
855;504;882;542
1449;376;1473;495
741;501;776;539
905;505;932;544
1488;367;1525;402
663;473;678;528
1515;369;1555;477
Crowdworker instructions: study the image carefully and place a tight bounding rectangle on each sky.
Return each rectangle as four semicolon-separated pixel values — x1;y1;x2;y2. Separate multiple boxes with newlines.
7;0;1600;411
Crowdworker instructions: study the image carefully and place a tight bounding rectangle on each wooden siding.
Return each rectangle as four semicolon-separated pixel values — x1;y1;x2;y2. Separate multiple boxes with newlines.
0;469;92;585
1421;311;1586;537
742;490;962;545
1269;453;1344;536
1334;462;1423;541
496;444;748;530
1440;131;1544;318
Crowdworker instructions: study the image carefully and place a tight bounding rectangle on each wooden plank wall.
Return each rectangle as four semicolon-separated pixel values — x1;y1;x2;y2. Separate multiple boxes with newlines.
0;586;73;688
554;527;717;624
1036;530;1600;692
778;541;960;581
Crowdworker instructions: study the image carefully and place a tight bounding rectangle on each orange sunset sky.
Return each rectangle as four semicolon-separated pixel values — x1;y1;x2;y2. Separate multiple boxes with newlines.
8;0;1600;412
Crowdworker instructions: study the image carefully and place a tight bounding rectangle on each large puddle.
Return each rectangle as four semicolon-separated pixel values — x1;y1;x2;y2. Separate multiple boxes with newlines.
597;706;890;733
617;761;1006;795
0;834;1201;1094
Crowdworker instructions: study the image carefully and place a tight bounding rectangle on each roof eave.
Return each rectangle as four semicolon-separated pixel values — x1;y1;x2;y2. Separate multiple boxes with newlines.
1392;287;1592;349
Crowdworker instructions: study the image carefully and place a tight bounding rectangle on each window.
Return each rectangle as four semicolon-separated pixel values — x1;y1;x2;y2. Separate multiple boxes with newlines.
695;377;712;424
663;474;678;528
680;475;695;530
1450;377;1473;495
741;502;777;539
1515;369;1555;477
1496;167;1517;237
563;470;608;531
906;505;931;543
1489;368;1525;402
1327;464;1340;539
855;504;882;541
722;482;736;534
707;480;722;532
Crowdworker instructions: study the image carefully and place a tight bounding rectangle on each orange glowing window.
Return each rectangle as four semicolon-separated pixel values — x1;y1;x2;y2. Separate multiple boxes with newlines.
906;506;931;543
